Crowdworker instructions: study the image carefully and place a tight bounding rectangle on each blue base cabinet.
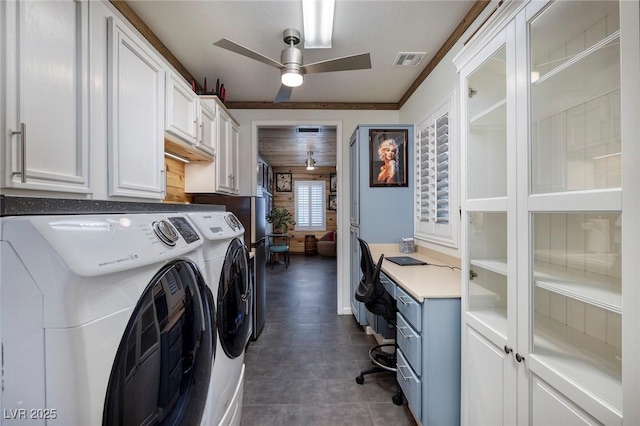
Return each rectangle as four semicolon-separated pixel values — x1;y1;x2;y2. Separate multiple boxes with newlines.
392;278;461;425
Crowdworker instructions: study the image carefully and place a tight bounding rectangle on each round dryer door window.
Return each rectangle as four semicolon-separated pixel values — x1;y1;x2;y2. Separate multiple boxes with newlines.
218;238;252;358
103;260;216;426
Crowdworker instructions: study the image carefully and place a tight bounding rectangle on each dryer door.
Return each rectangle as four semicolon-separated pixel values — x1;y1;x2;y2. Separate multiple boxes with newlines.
103;260;216;426
218;238;253;358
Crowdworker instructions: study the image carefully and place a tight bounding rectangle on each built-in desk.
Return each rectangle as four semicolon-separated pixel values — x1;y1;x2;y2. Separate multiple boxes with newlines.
368;244;461;426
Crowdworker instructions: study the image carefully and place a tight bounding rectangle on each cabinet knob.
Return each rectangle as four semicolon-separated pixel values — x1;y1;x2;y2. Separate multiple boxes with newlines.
503;345;512;354
515;353;525;362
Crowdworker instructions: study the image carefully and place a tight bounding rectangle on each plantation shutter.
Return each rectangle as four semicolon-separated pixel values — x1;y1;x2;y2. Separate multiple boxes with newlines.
295;180;326;231
414;95;457;247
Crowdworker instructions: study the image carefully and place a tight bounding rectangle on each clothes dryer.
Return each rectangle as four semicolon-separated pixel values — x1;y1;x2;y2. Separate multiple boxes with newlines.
187;212;252;426
0;213;216;426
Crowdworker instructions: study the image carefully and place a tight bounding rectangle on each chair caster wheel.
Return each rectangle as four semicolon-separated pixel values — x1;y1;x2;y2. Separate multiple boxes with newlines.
355;375;364;385
392;394;403;406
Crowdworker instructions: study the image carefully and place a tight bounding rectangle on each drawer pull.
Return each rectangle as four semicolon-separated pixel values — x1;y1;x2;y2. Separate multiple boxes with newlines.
396;326;411;339
397;295;409;306
397;365;410;382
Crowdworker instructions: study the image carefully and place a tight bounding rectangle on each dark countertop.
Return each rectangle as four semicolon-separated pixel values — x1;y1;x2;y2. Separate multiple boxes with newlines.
0;195;225;217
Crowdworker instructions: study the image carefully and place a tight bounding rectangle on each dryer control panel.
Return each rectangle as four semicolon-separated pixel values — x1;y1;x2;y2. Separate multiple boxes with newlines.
186;212;245;241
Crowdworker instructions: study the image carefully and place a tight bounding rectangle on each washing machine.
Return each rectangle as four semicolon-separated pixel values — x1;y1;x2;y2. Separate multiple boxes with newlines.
0;213;217;426
187;212;252;426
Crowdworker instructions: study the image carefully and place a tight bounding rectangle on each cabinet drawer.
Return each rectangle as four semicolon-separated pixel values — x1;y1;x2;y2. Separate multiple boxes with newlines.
396;286;422;332
396;314;422;375
380;272;396;299
397;350;422;417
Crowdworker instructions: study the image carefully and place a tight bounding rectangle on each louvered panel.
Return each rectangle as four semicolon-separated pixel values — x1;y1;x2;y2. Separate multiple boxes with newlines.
435;113;449;224
418;123;433;222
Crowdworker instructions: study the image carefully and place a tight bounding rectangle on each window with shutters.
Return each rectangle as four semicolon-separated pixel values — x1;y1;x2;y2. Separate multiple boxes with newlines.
295;180;326;231
414;94;458;247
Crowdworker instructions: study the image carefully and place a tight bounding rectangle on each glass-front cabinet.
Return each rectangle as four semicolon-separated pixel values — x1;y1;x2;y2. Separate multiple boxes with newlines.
456;0;637;424
526;1;623;424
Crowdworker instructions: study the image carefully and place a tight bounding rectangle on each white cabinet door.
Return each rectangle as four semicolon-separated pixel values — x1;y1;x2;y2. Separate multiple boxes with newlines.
107;17;165;199
216;109;231;192
2;0;90;193
229;120;240;192
198;100;216;156
184;97;239;194
165;72;198;145
463;326;516;425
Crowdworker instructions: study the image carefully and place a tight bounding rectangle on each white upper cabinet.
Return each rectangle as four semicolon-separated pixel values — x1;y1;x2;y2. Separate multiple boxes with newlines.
165;72;198;145
184;96;239;195
1;0;90;193
107;16;165;199
198;100;216;157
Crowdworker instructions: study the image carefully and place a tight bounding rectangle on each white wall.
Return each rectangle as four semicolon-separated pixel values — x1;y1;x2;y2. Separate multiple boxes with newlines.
398;2;498;260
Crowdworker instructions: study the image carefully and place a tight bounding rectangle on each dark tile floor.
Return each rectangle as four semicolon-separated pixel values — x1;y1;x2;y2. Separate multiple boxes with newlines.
241;254;416;426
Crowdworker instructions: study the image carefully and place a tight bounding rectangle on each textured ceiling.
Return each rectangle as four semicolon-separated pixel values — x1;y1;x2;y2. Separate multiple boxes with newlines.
127;0;477;104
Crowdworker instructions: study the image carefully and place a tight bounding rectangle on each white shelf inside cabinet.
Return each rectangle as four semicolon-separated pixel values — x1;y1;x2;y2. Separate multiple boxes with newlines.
534;260;621;314
533;313;621;411
466;307;508;337
469;99;506;127
532;32;620;115
470;258;508;276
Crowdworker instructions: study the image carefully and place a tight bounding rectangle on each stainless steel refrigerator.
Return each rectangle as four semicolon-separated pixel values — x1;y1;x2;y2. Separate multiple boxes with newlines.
192;194;268;340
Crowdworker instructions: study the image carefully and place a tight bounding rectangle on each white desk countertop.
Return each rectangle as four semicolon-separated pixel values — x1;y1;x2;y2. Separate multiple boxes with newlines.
369;244;461;302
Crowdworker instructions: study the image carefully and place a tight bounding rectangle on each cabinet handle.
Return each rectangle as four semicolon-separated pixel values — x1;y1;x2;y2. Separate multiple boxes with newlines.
11;122;27;183
161;167;166;195
504;345;512;354
199;123;204;144
396;295;409;306
515;353;525;362
396;326;411;339
397;365;410;382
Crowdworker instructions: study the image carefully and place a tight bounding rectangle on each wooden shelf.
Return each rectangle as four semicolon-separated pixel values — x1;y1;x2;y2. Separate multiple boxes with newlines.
466;307;508;338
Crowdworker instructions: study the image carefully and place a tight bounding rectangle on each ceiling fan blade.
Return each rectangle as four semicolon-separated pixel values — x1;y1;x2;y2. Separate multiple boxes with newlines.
274;85;293;103
214;38;285;69
302;52;371;74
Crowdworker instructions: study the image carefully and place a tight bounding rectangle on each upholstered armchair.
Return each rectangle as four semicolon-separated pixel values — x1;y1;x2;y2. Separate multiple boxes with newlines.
317;231;337;257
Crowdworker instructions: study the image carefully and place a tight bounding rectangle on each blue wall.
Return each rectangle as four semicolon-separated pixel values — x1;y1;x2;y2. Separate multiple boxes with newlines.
355;124;414;243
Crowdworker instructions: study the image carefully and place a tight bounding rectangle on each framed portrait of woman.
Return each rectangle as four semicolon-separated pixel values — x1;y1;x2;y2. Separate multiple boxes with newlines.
369;129;408;187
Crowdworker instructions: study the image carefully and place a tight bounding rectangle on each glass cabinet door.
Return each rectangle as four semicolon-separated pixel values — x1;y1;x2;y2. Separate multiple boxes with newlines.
464;35;511;337
466;46;507;200
529;1;620;194
527;1;622;421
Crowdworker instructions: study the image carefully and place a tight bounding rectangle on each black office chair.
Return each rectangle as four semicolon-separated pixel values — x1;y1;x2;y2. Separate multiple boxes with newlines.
355;238;403;406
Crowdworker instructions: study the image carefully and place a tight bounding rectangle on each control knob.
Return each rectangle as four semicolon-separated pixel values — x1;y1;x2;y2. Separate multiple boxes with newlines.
153;220;179;247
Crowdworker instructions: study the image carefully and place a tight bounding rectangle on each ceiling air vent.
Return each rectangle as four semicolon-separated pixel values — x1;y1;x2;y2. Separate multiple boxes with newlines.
296;127;320;133
393;52;427;67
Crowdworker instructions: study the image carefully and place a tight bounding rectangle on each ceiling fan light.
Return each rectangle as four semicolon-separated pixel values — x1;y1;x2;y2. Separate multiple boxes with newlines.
281;70;303;87
303;0;335;49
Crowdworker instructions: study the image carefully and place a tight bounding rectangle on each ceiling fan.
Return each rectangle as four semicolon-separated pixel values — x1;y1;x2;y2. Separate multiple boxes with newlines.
213;28;371;103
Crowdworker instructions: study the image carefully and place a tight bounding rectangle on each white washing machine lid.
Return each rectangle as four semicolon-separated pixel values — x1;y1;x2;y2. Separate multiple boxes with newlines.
187;212;245;241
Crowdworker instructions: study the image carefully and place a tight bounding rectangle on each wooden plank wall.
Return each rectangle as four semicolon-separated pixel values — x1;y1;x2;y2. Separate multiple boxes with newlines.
164;157;194;204
272;165;337;254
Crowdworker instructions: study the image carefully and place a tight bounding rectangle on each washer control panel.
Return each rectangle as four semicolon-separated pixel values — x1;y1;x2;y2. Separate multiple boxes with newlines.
26;213;204;277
